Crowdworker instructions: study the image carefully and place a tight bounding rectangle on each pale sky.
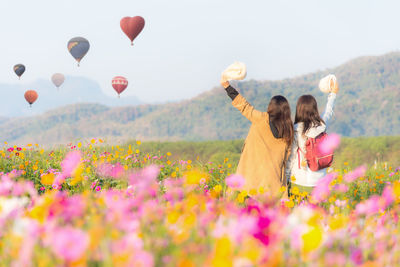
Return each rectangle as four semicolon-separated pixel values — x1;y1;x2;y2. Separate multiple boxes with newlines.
1;0;400;103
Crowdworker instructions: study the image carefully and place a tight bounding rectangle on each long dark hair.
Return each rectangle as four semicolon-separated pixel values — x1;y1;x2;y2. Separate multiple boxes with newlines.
267;95;294;146
294;95;325;135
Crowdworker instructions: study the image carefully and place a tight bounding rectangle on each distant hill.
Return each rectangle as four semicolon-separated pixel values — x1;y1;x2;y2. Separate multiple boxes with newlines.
0;76;142;117
1;52;399;145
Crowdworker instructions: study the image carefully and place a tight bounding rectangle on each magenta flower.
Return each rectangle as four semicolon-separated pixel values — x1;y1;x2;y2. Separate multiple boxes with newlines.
225;174;245;189
253;216;271;246
311;173;337;203
49;227;89;261
344;165;367;183
95;186;101;192
350;248;363;265
318;133;341;154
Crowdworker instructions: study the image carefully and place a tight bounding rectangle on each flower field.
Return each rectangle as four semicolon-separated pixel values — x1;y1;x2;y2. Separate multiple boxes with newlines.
0;139;400;266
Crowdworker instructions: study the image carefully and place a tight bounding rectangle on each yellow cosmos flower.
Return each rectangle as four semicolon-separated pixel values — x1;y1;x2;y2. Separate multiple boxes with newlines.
185;170;207;185
286;200;294;208
213;185;222;194
302;226;323;254
41;173;55;185
212;237;233;267
329;214;348;230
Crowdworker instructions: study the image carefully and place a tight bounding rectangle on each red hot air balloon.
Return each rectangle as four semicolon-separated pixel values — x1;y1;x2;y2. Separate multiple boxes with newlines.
112;76;128;97
120;16;145;46
24;90;38;107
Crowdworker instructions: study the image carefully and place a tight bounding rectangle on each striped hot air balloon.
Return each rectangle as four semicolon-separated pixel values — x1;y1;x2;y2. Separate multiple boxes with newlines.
112;76;128;97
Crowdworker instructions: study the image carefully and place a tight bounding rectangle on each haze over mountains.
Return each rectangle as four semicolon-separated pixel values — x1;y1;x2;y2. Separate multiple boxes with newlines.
0;76;141;117
1;52;399;145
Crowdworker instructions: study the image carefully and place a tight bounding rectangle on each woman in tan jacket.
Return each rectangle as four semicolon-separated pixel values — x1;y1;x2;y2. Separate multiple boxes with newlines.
221;77;294;198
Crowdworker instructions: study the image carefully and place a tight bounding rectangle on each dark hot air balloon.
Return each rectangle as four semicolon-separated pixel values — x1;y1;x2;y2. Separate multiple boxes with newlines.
51;73;65;89
14;64;25;80
24;90;38;107
67;37;90;66
112;76;128;97
120;16;145;46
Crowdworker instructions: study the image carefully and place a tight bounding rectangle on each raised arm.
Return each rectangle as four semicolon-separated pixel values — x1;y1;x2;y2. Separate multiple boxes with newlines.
322;81;339;127
221;79;266;123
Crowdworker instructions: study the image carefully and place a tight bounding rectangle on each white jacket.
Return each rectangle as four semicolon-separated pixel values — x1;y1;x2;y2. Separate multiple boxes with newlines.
285;93;337;187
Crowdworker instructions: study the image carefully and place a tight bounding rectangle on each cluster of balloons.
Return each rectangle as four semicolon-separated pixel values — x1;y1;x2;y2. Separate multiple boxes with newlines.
16;16;145;107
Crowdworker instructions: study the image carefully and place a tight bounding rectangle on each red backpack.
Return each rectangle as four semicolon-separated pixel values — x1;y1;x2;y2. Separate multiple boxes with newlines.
297;132;334;171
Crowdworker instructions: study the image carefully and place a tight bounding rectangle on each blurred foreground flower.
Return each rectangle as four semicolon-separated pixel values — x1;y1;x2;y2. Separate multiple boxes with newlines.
319;133;340;154
225;174;245;189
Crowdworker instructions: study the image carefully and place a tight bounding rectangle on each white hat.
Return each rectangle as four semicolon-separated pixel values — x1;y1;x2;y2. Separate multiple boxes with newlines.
319;74;337;93
222;61;247;81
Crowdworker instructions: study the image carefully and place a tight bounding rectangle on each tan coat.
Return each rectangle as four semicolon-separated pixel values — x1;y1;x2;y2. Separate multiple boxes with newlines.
232;94;289;197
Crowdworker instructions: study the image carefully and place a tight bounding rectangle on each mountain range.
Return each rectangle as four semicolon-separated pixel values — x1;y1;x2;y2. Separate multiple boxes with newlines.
1;52;399;146
0;76;141;117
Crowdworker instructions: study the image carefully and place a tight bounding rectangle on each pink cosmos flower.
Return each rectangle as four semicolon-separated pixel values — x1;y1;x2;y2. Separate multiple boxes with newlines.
318;133;341;154
382;186;395;207
344;165;367;183
129;165;160;192
95;186;101;192
97;163;125;178
225;174;245;189
311;173;337;203
49;226;89;262
61;151;82;178
355;195;382;216
334;184;348;193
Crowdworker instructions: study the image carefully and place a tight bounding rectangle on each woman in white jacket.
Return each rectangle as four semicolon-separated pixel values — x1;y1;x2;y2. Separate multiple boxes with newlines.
285;82;339;194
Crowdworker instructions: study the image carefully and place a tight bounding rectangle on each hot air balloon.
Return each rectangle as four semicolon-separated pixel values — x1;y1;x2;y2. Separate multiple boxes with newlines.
112;76;128;97
13;64;25;80
24;90;38;107
120;16;145;46
51;73;65;89
67;37;90;66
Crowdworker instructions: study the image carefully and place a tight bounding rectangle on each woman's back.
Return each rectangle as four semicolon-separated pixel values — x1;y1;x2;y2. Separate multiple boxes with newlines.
231;94;290;196
286;92;337;187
